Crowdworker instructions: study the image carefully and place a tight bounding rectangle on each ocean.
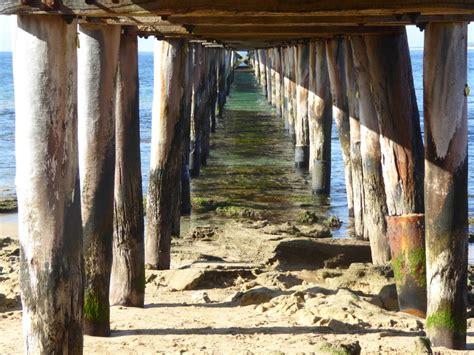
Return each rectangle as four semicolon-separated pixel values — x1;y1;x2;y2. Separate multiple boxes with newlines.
1;50;474;234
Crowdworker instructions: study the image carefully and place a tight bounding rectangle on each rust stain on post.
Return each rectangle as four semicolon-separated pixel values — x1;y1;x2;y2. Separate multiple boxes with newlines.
387;214;426;319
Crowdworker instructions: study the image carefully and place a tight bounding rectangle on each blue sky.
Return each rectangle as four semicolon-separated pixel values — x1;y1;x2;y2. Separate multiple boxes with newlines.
0;15;472;52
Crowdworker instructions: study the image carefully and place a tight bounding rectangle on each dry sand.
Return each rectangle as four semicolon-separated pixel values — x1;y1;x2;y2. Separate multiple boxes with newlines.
1;216;473;354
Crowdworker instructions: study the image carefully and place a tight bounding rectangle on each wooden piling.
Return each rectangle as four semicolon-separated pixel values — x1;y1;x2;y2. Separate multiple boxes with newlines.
14;15;84;353
294;43;310;169
190;44;203;177
110;26;145;308
287;45;297;141
424;22;468;350
326;39;353;215
145;39;186;270
181;43;194;215
344;38;364;239
273;47;283;117
266;49;273;105
78;23;121;336
258;49;268;97
351;36;390;264
217;49;227;117
308;40;332;194
281;46;290;130
200;49;211;166
365;29;424;216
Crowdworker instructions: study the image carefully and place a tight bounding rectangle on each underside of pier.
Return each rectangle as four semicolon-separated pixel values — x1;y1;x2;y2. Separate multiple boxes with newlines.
2;1;473;353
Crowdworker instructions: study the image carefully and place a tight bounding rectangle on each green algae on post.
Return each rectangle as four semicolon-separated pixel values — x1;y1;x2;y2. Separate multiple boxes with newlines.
0;199;17;213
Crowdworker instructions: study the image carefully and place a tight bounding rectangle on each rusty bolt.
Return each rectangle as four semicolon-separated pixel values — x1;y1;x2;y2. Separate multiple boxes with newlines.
41;0;59;9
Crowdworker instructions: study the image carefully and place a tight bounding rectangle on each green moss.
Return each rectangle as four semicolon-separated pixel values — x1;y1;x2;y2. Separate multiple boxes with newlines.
391;255;404;285
426;307;466;333
324;215;343;229
297;211;320;224
191;197;224;213
215;205;264;220
84;291;109;323
0;199;17;213
286;194;315;205
391;247;426;289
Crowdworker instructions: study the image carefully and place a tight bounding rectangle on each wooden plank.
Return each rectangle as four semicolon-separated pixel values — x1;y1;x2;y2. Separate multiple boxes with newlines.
2;0;474;16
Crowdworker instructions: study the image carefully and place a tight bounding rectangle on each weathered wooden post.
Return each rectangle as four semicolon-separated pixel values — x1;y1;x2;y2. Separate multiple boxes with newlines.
145;39;186;270
14;15;83;353
190;44;203;177
110;26;145;307
200;49;211;166
266;49;273;105
181;43;194;215
326;39;353;215
78;23;121;336
295;43;310;169
344;38;364;239
274;47;283;117
308;40;332;194
287;45;297;142
281;46;290;129
258;49;268;97
351;36;390;264
424;22;468;350
217;49;227;117
210;50;219;134
365;29;424;217
254;50;260;82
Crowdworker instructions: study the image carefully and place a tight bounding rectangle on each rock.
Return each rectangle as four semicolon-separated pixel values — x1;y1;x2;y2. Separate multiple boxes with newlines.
263;222;300;236
231;286;280;306
268;238;372;271
196;254;226;262
0;199;18;213
323;215;343;229
168;270;205;291
255;271;303;290
192;291;211;304
326;263;394;297
414;336;431;354
190;226;222;240
298;225;332;239
166;268;257;291
315;340;361;355
297;211;320;224
215;206;266;220
378;284;399;311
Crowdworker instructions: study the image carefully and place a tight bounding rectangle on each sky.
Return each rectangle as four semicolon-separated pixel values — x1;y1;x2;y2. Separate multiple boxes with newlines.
0;15;472;52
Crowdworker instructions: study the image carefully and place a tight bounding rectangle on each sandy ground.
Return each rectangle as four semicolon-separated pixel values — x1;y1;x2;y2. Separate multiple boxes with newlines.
1;216;474;354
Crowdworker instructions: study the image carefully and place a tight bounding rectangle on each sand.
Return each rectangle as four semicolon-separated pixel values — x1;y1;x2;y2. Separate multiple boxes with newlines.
0;216;473;354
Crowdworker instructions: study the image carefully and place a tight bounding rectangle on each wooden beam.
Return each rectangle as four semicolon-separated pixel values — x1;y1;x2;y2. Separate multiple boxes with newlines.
3;1;474;17
164;14;474;25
